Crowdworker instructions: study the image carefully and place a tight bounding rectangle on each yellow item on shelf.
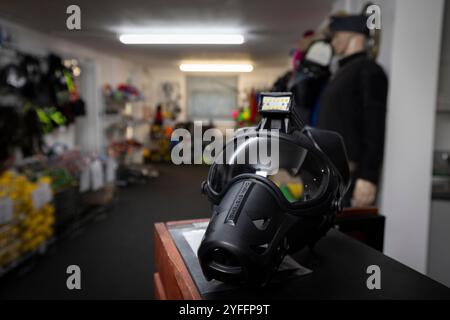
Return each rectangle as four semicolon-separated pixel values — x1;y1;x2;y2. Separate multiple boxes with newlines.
0;170;56;268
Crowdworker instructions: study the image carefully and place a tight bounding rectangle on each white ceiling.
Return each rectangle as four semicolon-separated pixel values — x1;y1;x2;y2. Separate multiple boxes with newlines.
0;0;334;67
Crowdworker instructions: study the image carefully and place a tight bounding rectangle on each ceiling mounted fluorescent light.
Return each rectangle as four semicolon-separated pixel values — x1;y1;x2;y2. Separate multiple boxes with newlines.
179;63;254;73
119;34;244;45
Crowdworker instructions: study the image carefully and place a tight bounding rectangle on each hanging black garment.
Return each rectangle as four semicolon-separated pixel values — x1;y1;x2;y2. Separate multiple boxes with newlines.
287;41;333;125
317;52;388;185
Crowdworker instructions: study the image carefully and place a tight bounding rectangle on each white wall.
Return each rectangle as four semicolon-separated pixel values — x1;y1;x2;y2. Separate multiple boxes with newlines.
380;0;444;273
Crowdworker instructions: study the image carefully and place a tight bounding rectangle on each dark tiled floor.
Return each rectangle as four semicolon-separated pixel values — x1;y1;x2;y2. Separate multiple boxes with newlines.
0;164;211;299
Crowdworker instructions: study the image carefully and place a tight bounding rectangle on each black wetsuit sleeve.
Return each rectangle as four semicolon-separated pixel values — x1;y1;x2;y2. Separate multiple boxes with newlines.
358;64;388;184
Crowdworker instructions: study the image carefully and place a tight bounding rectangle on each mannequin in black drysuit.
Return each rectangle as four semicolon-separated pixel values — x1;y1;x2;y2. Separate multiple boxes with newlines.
317;15;388;207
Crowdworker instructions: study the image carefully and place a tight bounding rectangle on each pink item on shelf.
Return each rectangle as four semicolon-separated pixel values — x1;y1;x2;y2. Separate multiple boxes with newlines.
292;49;304;70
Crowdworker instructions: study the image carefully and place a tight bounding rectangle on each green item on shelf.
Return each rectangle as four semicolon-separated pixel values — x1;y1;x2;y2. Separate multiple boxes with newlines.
36;108;53;133
48;107;67;126
63;69;75;93
36;107;67;133
44;168;77;192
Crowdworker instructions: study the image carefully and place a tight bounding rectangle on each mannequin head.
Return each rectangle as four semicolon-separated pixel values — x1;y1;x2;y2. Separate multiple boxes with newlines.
331;31;366;57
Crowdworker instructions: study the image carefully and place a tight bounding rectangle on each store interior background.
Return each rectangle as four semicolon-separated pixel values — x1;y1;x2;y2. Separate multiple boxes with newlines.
0;0;449;298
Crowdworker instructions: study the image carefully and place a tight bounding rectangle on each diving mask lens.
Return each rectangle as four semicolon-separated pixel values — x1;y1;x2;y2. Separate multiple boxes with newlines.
208;134;328;204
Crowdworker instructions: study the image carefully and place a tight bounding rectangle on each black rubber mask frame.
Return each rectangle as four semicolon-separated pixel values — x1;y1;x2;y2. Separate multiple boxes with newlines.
203;131;334;213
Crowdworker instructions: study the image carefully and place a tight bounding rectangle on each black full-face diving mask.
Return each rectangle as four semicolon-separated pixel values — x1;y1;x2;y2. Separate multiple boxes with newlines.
198;92;350;286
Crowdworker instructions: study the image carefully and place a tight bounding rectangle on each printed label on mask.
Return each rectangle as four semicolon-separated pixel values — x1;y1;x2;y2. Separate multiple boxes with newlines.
225;181;253;226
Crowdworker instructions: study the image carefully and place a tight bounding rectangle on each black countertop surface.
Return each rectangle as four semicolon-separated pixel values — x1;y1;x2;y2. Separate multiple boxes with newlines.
170;225;450;300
